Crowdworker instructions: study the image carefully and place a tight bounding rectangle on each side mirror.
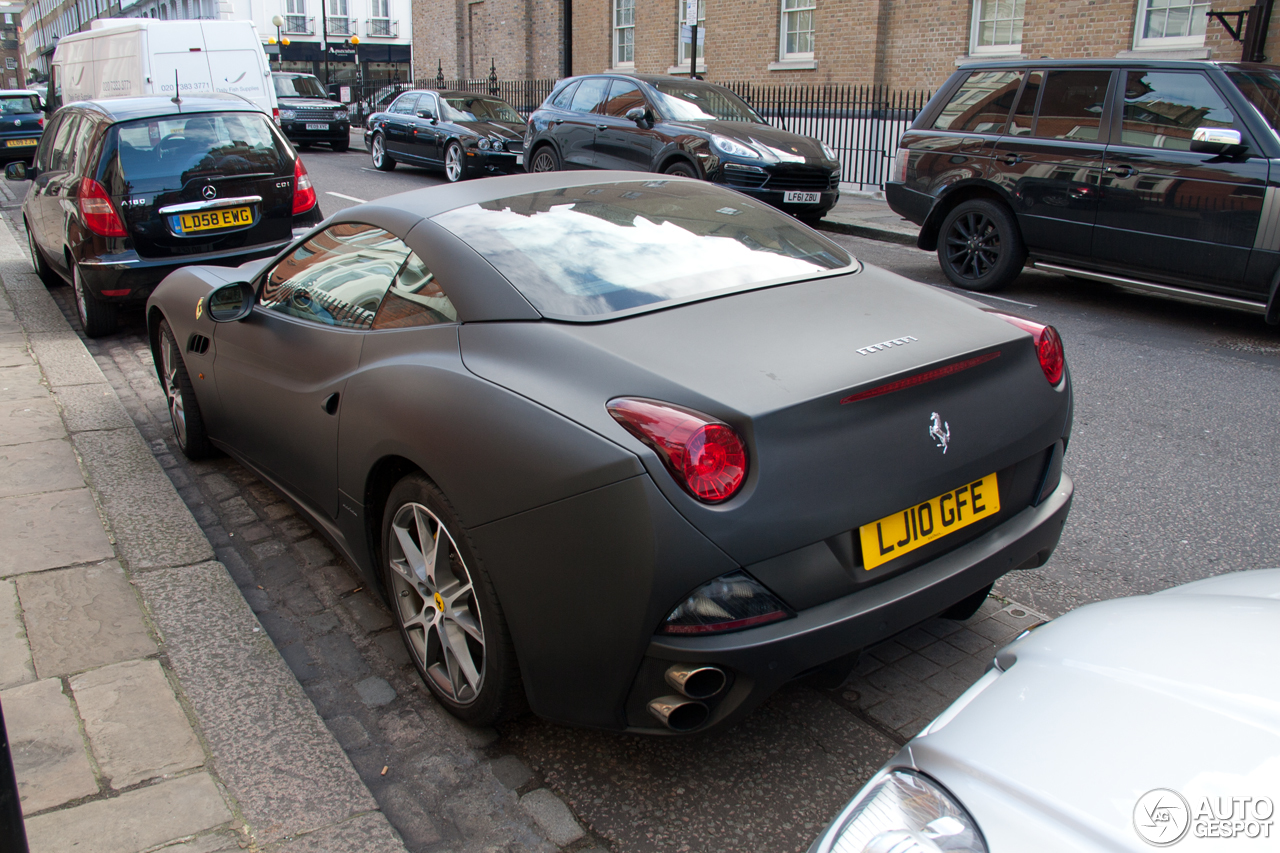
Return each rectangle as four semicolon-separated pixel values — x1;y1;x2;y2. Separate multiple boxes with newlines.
416;109;435;121
206;280;254;323
625;106;648;125
5;162;29;181
1191;126;1246;156
328;92;340;101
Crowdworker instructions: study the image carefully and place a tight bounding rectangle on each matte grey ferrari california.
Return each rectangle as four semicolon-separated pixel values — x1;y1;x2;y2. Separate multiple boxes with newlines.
145;172;1075;734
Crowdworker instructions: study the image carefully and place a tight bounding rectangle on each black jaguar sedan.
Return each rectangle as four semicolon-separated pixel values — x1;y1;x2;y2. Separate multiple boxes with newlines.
524;74;841;219
364;89;526;181
6;94;323;337
146;172;1073;735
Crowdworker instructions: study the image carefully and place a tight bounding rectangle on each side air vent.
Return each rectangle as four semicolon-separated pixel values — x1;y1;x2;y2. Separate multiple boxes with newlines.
187;334;210;355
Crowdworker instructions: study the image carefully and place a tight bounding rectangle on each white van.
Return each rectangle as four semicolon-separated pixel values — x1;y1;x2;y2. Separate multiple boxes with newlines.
51;19;277;117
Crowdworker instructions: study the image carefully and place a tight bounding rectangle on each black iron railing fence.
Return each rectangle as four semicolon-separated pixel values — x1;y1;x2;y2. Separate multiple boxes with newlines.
346;72;930;189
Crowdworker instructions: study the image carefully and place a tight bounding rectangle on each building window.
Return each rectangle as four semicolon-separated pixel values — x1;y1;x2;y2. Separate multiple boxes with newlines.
970;0;1025;55
677;0;705;66
614;0;634;67
1135;0;1209;49
780;0;816;60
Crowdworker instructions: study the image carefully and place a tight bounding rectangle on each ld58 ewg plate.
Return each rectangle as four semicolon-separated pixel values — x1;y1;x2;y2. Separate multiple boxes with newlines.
178;206;253;234
860;473;1000;570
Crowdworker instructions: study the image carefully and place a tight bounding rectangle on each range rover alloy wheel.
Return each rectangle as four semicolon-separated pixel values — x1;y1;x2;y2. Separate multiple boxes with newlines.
938;199;1026;292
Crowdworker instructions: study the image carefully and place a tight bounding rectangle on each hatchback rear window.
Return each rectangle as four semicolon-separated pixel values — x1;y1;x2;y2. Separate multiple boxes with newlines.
108;112;287;191
0;95;38;115
431;181;853;319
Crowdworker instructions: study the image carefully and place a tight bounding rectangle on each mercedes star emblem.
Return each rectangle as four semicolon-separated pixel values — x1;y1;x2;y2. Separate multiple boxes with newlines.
202;185;217;200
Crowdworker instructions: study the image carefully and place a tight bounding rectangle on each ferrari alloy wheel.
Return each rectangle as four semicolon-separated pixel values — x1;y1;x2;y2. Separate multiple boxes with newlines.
371;133;396;171
938;199;1026;292
72;262;117;338
26;221;56;287
158;319;214;459
529;145;559;172
382;474;523;724
444;141;464;182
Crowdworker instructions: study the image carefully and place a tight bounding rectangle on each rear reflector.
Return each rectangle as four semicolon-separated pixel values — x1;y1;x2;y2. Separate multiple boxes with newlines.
988;312;1064;386
661;572;792;635
78;177;127;238
100;288;131;297
840;351;1001;405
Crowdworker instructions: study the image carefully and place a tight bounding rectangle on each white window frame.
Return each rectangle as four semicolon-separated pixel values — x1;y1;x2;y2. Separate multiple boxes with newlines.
613;0;635;68
1133;0;1211;50
969;0;1025;56
779;0;816;61
676;0;705;66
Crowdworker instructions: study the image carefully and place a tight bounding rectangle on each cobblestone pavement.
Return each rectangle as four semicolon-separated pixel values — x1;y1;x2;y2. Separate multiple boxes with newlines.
37;242;1048;853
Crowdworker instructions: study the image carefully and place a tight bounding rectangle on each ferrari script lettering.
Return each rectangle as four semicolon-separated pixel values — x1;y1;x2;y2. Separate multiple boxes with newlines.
856;335;917;356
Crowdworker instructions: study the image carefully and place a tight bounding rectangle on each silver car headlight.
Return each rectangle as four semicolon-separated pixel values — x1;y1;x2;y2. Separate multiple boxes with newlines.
477;137;491;150
823;769;986;853
335;109;348;120
711;134;761;159
491;138;504;151
820;140;838;161
279;108;297;121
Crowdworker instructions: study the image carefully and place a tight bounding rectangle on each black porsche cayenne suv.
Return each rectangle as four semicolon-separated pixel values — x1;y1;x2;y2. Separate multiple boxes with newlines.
7;94;324;337
524;74;841;219
888;58;1280;322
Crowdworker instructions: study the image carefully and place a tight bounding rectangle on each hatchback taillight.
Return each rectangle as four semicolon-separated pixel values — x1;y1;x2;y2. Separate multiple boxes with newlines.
292;157;317;215
272;107;281;126
78;177;126;238
989;312;1064;386
607;398;749;503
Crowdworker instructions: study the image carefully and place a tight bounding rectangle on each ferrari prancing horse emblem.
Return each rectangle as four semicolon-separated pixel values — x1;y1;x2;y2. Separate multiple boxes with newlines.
929;412;950;454
195;297;203;320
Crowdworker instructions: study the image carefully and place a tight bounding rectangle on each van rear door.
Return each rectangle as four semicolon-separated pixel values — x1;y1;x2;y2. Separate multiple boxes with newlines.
149;21;216;101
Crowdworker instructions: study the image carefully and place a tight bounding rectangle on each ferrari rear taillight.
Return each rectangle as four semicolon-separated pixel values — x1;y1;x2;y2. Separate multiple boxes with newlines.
990;312;1064;386
78;177;126;238
607;397;748;503
292;157;316;215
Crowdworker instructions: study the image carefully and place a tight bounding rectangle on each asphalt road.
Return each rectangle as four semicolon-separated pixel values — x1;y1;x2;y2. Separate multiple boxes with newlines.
15;144;1280;852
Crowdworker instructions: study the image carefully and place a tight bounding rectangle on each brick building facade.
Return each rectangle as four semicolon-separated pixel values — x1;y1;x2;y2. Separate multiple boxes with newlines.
568;0;1280;91
412;0;568;81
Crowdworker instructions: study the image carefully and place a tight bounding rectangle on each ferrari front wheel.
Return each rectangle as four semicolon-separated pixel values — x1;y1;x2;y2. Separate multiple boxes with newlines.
381;474;523;724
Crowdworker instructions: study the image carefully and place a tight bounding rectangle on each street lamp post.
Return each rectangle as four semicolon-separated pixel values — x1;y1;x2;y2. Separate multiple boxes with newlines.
270;14;284;71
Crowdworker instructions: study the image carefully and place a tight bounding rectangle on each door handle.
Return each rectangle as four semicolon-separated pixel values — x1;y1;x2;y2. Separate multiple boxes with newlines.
553;118;564;125
997;153;1022;165
321;393;339;416
1105;164;1138;178
596;124;608;131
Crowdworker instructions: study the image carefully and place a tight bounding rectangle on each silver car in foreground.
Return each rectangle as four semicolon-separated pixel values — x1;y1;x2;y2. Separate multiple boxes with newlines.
809;570;1280;852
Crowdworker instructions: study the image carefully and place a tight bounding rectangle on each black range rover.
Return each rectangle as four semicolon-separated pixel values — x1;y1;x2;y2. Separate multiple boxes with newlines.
7;94;324;336
273;72;351;151
887;59;1280;322
524;74;841;219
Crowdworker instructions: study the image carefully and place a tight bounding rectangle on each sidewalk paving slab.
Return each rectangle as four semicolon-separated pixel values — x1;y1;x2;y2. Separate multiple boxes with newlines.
0;578;34;689
0;395;64;445
0;489;116;577
0;436;86;497
2;677;99;813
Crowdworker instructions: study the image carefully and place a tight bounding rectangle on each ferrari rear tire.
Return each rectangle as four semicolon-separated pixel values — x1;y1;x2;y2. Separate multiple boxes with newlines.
25;220;57;287
937;199;1026;292
381;474;524;725
371;133;396;171
72;262;117;338
941;582;994;621
158;319;215;460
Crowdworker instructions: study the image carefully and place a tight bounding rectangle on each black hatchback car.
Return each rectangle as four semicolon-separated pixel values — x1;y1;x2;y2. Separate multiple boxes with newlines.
889;59;1280;322
0;90;44;163
364;89;527;181
272;72;350;151
6;94;324;337
525;74;841;219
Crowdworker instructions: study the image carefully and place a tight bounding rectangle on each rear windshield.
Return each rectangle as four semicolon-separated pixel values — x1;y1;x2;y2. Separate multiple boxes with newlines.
431;182;853;319
650;82;762;122
274;75;327;99
109;112;287;191
1229;69;1280;137
0;95;39;115
442;95;521;123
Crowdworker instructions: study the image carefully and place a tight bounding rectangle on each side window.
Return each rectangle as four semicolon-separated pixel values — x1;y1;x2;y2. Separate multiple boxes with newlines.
1119;71;1239;151
372;253;458;329
260;223;411;329
1008;70;1042;136
416;93;437;117
36;113;63;171
930;70;1023;133
600;79;646;117
48;114;82;171
550;81;580;109
569;78;610;114
69;117;98;175
390;94;418;115
1030;70;1111;142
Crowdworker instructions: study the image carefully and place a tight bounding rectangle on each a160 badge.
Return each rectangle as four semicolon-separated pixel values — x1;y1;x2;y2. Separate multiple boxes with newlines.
859;474;1000;570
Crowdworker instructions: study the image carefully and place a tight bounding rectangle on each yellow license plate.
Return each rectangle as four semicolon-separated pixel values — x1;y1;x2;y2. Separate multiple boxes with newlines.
5;138;37;147
859;473;1000;570
178;206;253;233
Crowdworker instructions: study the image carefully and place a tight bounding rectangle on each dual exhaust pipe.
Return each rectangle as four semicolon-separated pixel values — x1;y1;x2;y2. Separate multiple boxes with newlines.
647;664;727;732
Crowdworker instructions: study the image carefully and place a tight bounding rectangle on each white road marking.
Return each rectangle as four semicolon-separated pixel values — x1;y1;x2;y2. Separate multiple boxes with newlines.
326;192;368;203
